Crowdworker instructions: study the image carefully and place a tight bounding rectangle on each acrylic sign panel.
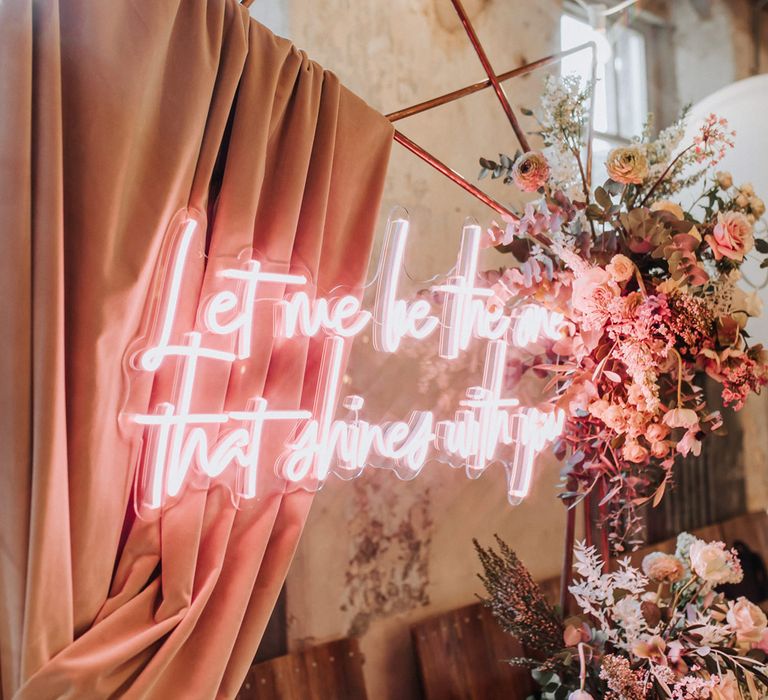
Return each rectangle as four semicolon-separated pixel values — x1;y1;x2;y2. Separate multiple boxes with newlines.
121;210;565;514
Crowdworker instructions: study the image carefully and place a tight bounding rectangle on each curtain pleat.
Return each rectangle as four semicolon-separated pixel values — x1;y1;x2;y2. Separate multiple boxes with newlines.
0;2;393;698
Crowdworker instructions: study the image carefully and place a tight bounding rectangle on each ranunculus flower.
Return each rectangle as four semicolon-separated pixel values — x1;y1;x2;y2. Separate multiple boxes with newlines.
622;439;649;464
642;552;685;583
606;254;635;283
717;171;733;189
662;407;699;429
726;596;767;645
705;211;754;261
606;146;649;184
650;200;685;220
689;539;743;584
511;151;550;192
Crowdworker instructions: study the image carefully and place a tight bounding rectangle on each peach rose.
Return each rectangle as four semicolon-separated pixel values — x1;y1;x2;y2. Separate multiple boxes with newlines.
651;200;685;220
646;423;669;443
689;539;743;584
601;404;626;431
711;671;739;700
641;552;685;583
705;211;754;261
650;441;670;459
717;171;733;189
726;597;767;645
606;254;635;283
662;407;699;429
622;439;649;464
606;146;648;185
511;151;550;192
750;196;766;218
588;399;610;419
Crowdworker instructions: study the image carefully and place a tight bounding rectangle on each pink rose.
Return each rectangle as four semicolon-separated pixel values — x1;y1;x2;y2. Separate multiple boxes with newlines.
571;267;619;328
588;399;610;419
726;597;767;645
650;441;670;459
622;439;649;464
705;211;754;261
511;151;550;192
601;404;626;430
605;254;635;283
646;423;669;443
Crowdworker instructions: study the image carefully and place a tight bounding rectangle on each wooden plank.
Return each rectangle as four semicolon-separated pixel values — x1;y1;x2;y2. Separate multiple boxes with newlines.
720;511;768;563
412;602;535;700
238;638;367;700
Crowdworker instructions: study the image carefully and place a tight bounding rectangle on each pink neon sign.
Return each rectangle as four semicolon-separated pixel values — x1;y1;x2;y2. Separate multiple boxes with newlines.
122;211;565;513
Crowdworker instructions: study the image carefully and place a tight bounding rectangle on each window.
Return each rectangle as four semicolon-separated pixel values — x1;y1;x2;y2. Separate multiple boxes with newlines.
560;11;649;182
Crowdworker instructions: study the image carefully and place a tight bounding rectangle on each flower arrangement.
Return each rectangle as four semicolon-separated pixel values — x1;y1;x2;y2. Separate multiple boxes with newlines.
478;75;768;550
476;535;768;699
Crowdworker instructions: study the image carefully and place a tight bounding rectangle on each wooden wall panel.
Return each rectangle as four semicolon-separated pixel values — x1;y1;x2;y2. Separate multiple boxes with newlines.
411;603;536;700
238;638;367;700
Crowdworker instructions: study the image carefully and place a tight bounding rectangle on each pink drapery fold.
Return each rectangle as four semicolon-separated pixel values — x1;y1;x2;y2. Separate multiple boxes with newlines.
0;1;393;698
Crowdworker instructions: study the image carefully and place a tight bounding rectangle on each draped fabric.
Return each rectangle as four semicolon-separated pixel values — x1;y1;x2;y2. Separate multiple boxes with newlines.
0;1;393;698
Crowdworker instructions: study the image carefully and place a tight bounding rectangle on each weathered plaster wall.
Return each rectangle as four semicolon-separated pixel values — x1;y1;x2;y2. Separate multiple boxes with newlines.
250;1;565;696
248;1;768;697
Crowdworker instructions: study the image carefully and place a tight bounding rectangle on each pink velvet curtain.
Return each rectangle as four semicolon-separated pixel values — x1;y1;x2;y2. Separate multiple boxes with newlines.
0;1;392;698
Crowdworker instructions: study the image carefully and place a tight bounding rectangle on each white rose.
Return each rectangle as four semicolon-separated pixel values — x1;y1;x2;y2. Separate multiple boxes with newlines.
726;597;767;645
688;539;743;584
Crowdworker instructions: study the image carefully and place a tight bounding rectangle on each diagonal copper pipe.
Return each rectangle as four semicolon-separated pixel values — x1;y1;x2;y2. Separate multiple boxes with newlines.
386;42;595;123
449;0;531;152
394;130;517;220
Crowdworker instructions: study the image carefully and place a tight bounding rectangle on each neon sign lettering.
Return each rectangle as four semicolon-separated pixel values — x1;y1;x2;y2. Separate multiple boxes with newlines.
124;212;565;512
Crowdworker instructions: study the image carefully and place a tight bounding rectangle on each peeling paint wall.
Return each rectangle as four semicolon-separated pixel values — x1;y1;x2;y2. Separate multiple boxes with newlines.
248;1;768;698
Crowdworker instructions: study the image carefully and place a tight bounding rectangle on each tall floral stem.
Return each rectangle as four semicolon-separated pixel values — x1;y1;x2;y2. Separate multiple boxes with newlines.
560;483;578;616
598;478;611;571
670;347;684;406
639;144;696;207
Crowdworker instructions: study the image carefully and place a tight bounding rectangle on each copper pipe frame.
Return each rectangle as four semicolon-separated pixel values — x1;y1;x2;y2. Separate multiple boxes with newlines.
386;42;596;123
389;41;596;222
394;130;516;219
449;0;530;152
